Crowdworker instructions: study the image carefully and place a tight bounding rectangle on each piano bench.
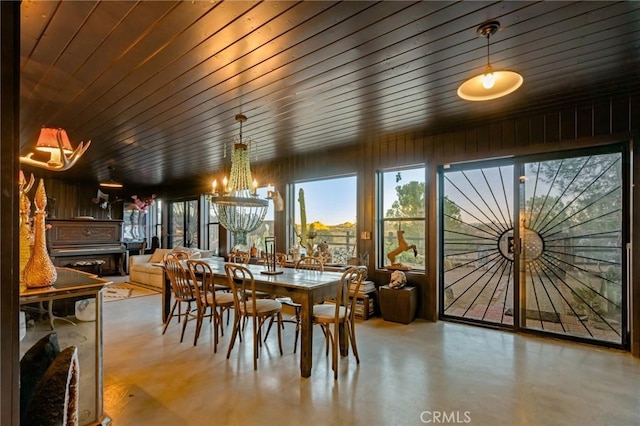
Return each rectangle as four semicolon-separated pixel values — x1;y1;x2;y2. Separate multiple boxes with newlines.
69;260;105;277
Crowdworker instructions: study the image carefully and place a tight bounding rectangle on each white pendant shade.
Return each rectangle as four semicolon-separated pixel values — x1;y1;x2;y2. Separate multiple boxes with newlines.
457;70;523;101
457;20;523;101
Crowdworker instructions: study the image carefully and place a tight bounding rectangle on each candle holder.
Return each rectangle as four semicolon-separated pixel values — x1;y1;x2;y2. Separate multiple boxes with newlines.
261;236;283;275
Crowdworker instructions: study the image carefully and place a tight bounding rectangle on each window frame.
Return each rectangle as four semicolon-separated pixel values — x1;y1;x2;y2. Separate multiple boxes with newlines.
289;174;358;263
376;165;426;272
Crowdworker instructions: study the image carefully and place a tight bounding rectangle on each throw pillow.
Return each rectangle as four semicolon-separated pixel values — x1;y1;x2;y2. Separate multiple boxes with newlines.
149;248;172;263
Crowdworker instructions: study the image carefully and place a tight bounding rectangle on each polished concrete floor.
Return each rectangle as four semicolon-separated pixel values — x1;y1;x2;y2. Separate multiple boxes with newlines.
103;292;640;426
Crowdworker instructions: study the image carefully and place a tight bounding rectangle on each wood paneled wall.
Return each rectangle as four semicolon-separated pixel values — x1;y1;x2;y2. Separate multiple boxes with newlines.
39;92;640;356
17;179;131;221
1;3;21;424
268;93;639;355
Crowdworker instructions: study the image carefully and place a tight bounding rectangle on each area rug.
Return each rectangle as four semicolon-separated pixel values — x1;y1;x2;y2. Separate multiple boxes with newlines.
103;283;160;302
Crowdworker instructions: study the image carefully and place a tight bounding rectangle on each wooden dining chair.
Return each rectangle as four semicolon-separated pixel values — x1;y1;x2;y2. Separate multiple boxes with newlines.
162;254;204;345
267;256;326;352
295;256;325;271
275;253;287;266
227;251;250;264
312;265;368;379
186;260;235;353
224;263;283;370
228;250;272;299
164;249;191;262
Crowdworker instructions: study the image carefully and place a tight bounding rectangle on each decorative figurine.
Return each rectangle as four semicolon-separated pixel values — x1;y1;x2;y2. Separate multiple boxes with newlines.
386;229;418;271
389;270;407;289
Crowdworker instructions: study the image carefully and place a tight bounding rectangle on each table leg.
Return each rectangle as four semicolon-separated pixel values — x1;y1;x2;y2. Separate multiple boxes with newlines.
299;294;313;378
162;275;171;323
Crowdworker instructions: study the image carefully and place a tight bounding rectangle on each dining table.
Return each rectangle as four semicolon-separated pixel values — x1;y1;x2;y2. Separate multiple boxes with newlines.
160;257;348;378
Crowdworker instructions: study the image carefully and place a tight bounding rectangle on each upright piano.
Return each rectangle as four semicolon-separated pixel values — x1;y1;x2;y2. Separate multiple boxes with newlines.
47;219;126;276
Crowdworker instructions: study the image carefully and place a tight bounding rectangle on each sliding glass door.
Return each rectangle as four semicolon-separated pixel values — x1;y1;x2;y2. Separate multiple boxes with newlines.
441;161;515;326
520;151;624;344
440;146;627;347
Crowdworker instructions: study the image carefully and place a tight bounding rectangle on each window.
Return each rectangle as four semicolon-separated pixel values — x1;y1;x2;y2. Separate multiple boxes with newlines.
167;199;198;248
378;167;425;270
241;186;275;254
123;195;160;247
292;176;357;263
203;196;219;254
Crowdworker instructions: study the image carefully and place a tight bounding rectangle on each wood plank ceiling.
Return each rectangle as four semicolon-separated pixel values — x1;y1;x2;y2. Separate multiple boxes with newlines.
18;1;640;187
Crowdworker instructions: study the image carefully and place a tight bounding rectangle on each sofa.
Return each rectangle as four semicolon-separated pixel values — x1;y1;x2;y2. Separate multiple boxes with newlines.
128;247;215;290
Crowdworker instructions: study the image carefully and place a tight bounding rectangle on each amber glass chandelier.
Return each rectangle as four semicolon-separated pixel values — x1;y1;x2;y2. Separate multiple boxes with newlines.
210;114;268;246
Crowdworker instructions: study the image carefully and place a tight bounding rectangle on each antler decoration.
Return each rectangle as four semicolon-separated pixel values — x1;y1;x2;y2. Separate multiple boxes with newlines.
20;128;91;171
19;170;35;195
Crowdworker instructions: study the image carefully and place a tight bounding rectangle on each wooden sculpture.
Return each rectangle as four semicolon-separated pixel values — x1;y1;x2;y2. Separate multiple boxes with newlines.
386;229;417;271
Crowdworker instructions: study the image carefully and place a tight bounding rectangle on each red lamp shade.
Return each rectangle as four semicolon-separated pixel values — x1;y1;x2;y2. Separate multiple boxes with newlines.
35;128;73;154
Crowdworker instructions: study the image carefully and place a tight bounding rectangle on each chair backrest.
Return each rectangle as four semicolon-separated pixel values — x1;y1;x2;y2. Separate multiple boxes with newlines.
275;253;287;266
227;251;250;264
186;259;217;307
164;250;191;262
336;266;368;321
164;254;199;302
294;256;324;271
224;263;257;316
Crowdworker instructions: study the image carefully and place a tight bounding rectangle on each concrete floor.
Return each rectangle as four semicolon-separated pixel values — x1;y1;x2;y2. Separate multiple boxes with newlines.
103;292;640;426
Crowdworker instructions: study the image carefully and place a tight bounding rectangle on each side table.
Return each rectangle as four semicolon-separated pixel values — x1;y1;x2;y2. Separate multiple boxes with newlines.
379;285;417;324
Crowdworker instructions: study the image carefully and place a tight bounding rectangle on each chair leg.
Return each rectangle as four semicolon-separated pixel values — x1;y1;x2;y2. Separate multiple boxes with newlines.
276;312;283;355
252;316;258;370
324;325;331;357
332;322;339;380
212;310;220;353
226;313;241;359
264;316;275;342
179;302;190;343
162;301;178;334
293;306;301;353
293;321;300;354
348;319;360;363
218;307;228;337
193;307;204;346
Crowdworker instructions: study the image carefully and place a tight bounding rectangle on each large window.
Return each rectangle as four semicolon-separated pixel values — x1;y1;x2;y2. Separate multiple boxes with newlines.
378;166;425;270
203;196;219;254
241;186;275;254
167;199;199;249
292;175;357;263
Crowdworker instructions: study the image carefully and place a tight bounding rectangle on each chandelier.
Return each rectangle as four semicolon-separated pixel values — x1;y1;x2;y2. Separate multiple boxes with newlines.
210;114;268;246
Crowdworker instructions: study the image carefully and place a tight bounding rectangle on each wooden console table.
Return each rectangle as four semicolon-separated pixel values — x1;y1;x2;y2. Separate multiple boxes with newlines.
20;268;112;425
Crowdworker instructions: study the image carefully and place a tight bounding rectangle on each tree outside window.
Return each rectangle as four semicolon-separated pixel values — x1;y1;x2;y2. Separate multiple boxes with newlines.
378;167;426;270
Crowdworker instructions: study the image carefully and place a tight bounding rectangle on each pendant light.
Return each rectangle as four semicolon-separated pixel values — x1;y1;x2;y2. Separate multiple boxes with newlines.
457;21;523;101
